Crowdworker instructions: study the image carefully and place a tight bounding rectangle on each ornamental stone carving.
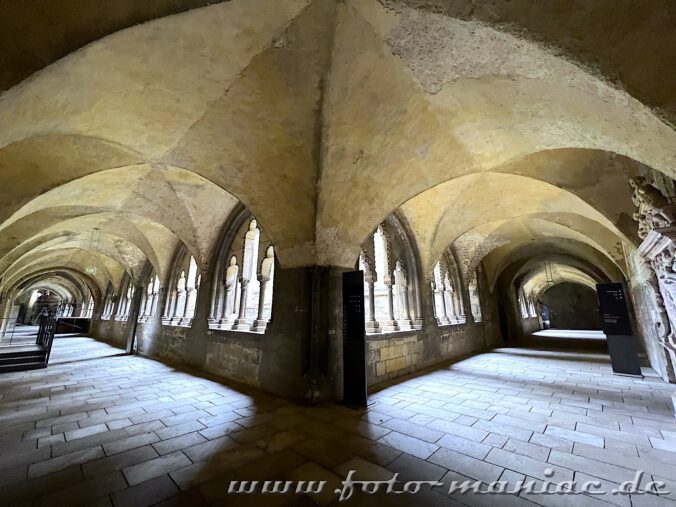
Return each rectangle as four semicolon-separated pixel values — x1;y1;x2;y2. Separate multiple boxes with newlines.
634;178;676;385
630;177;676;239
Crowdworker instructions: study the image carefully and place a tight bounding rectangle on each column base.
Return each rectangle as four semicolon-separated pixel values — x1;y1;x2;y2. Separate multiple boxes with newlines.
366;321;380;333
232;319;251;331
250;319;268;333
398;319;414;331
216;318;234;330
381;321;399;333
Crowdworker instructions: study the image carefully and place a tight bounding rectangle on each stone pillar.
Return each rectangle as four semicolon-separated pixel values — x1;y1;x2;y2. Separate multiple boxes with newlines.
394;261;413;330
217;287;228;326
219;256;239;328
125;284;145;354
252;246;275;333
138;290;148;321
381;278;399;333
365;278;380;333
433;282;450;325
251;278;269;332
232;221;259;331
180;287;197;326
232;279;251;331
444;290;456;323
209;290;223;325
172;289;185;324
150;291;159;317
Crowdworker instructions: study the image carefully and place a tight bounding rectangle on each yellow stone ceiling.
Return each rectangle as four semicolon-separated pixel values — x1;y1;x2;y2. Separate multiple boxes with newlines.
0;0;674;298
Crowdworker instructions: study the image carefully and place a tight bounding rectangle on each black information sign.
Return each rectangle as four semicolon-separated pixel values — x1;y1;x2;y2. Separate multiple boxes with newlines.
342;271;367;408
596;283;633;336
596;283;642;377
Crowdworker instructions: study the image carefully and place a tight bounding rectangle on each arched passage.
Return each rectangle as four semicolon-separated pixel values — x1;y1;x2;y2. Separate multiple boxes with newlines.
540;281;603;331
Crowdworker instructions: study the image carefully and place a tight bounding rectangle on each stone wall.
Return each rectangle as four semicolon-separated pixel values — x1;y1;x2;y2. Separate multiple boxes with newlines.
519;316;541;336
368;333;423;384
205;334;263;388
91;261;501;401
367;322;492;386
366;263;500;386
138;322;190;365
91;318;127;349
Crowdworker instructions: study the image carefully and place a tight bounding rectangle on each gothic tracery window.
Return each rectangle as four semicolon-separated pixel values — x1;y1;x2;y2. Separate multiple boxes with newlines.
209;215;275;334
430;254;466;326
468;267;483;323
527;297;537;318
138;271;160;323
115;274;134;321
162;248;201;327
84;295;94;318
360;215;422;334
101;283;115;320
518;289;529;319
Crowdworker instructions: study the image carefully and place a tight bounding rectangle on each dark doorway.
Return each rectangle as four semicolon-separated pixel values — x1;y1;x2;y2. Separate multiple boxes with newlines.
541;282;602;330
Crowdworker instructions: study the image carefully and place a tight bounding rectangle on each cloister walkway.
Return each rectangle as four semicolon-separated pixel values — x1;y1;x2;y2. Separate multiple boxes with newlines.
1;336;676;506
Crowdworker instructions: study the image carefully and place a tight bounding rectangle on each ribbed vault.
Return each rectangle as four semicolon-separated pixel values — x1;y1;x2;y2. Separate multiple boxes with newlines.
0;0;673;313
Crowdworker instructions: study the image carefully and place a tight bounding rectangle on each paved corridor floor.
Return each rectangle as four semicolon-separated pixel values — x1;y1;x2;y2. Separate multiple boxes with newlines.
2;337;676;506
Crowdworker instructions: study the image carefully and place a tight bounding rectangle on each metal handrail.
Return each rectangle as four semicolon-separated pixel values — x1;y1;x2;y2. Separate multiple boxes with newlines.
0;317;20;345
36;316;57;365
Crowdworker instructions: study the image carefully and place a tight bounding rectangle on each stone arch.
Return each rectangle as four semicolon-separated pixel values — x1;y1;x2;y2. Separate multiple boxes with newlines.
430;248;466;326
208;206;277;334
359;212;423;334
162;244;201;328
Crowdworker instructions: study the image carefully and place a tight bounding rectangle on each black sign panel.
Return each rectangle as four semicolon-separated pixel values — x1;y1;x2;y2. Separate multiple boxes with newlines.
342;271;367;408
605;335;642;377
596;283;642;376
596;283;633;336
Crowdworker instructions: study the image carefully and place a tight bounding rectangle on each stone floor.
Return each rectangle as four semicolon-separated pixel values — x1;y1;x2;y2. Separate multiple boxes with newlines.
532;329;607;340
2;334;676;506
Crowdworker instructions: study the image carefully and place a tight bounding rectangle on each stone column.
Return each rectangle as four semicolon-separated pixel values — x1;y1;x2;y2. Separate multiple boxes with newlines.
381;276;399;333
219;256;239;328
251;278;269;332
444;290;457;323
125;284;145;354
181;287;197;326
232;279;251;331
217;285;229;327
365;278;380;333
251;246;275;332
394;261;413;330
443;275;458;323
172;271;186;325
138;290;148;321
433;281;449;325
150;291;159;317
232;220;259;331
209;290;223;325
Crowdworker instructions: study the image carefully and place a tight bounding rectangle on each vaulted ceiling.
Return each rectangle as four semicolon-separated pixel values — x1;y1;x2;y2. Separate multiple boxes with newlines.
0;0;674;299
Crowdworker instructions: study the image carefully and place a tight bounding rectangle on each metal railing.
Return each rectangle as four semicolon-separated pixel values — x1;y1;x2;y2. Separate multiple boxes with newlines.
36;315;57;364
0;317;24;345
